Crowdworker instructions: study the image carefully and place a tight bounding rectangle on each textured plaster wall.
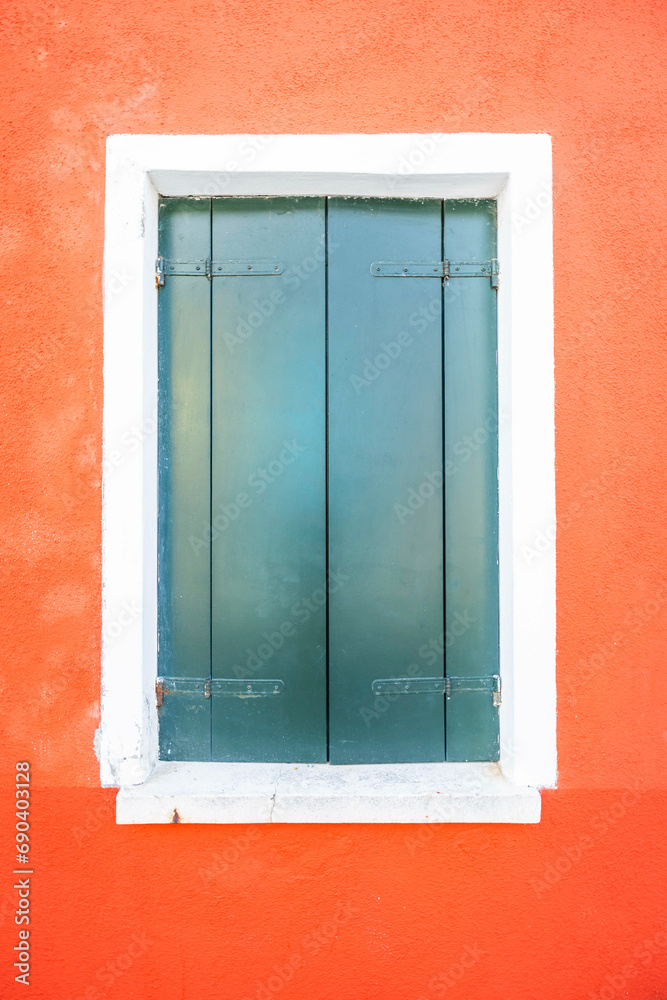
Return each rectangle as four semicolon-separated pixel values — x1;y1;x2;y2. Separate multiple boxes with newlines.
1;1;666;998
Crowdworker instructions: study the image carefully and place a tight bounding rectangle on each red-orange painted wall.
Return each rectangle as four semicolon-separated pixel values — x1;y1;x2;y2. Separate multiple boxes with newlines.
1;1;667;997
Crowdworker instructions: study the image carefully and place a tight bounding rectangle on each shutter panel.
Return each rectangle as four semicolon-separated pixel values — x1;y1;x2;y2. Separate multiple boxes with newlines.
157;195;500;765
157;197;212;760
327;198;446;764
444;199;500;760
210;198;328;762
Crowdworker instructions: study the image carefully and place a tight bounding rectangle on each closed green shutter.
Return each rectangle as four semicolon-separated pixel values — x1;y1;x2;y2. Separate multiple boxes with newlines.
327;198;445;763
444;201;500;761
157;198;212;761
210;198;328;762
157;196;499;764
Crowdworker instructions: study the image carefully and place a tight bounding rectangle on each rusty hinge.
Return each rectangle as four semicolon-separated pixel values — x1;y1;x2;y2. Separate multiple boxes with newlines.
155;257;284;286
156;676;285;705
156;677;210;705
371;674;501;707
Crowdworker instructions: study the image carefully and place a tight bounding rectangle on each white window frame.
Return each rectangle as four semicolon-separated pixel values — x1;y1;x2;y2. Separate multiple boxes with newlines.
101;133;555;824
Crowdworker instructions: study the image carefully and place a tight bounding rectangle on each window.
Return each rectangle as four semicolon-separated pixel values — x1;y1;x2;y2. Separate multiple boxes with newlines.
157;195;500;765
101;134;555;823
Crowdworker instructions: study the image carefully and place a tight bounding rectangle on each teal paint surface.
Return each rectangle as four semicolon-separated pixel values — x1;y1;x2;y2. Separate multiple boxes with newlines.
327;198;446;764
156;196;499;764
210;198;328;762
157;197;212;761
444;200;500;761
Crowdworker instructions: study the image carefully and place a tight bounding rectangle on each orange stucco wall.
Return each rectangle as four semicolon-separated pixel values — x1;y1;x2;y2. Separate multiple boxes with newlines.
2;1;667;997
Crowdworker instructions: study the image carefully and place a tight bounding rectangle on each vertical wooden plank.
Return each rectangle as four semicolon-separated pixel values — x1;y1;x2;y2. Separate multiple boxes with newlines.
157;197;212;761
328;198;445;764
444;199;500;761
211;197;327;762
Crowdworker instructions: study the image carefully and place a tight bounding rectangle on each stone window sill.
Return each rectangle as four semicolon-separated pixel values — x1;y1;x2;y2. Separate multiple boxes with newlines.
116;761;541;824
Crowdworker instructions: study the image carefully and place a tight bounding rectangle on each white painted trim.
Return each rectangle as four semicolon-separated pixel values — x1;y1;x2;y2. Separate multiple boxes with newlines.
102;134;556;816
116;762;540;824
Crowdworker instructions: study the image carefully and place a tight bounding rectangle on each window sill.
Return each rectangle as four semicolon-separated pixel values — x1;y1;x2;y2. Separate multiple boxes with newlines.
115;761;541;824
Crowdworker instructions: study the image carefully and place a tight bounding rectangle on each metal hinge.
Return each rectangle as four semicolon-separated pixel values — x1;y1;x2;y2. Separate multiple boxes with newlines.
371;259;499;288
155;257;284;287
371;675;501;707
156;676;285;704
